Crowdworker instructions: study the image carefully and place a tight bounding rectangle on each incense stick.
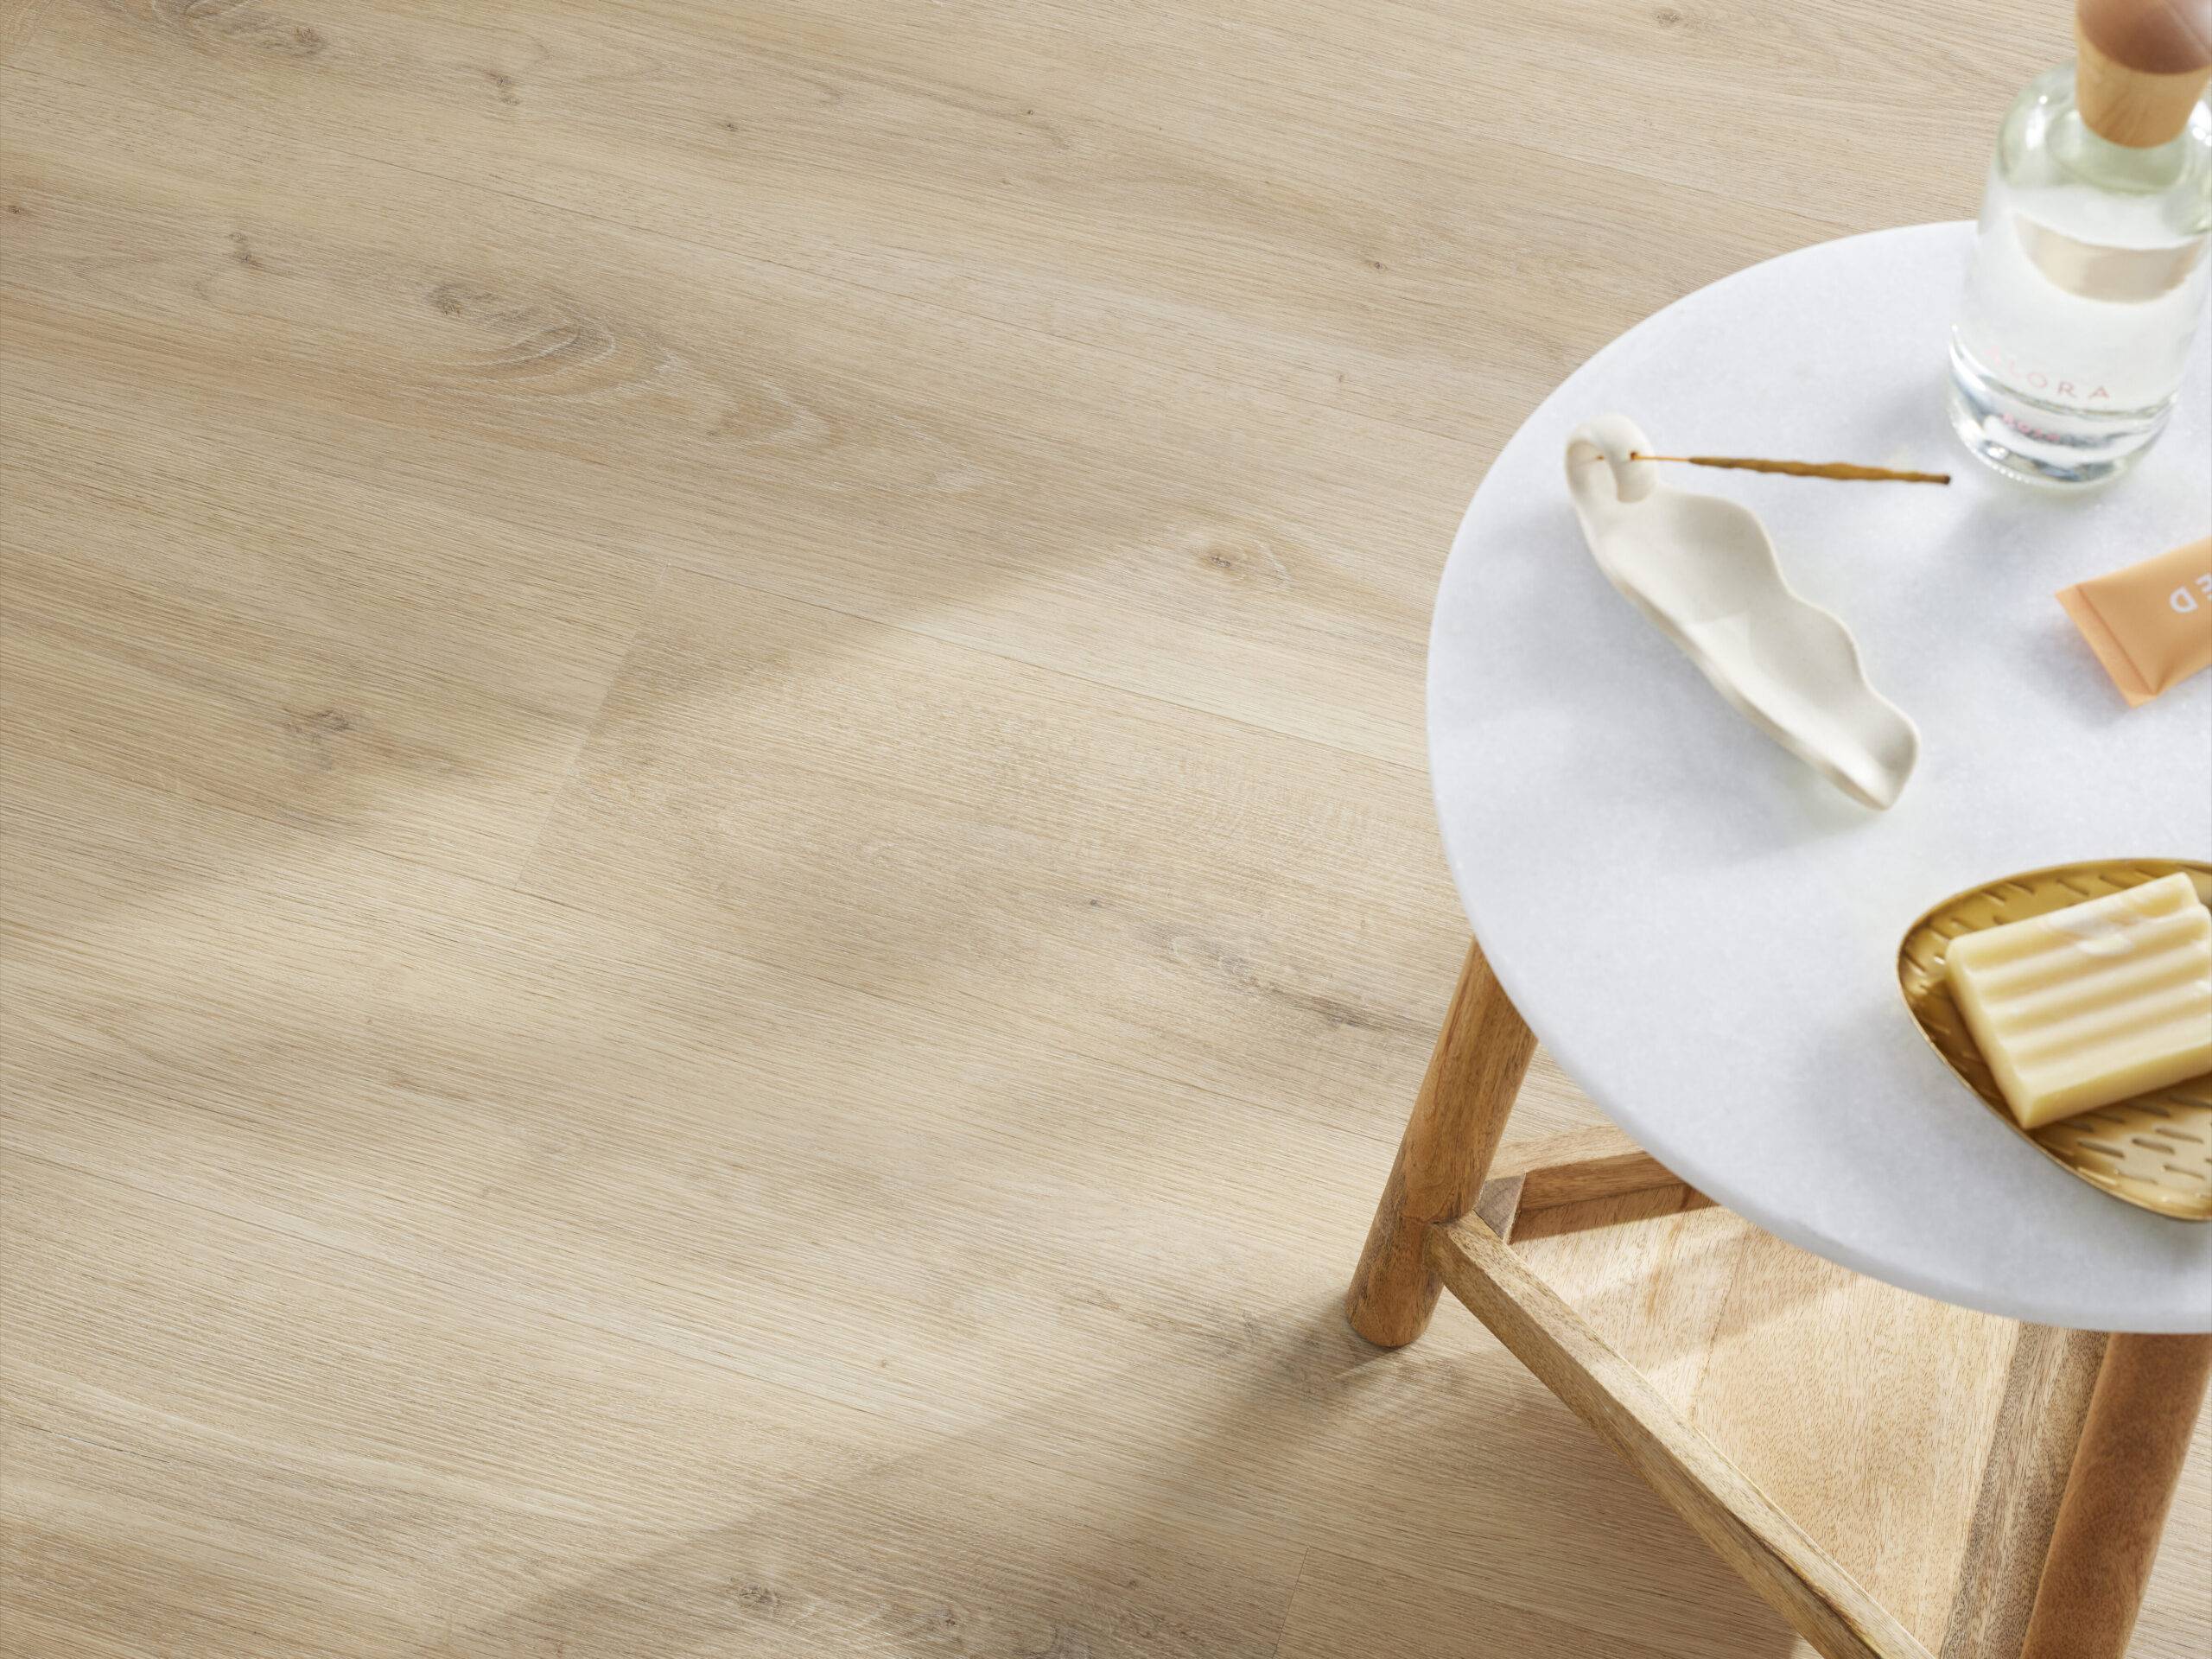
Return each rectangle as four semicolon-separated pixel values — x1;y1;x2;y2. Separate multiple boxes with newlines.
1630;453;1951;485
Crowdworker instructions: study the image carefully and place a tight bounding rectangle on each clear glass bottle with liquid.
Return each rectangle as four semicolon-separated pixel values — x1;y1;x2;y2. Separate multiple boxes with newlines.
1948;0;2212;485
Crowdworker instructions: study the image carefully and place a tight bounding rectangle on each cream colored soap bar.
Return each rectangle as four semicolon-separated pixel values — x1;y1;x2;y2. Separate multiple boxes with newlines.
1946;873;2212;1130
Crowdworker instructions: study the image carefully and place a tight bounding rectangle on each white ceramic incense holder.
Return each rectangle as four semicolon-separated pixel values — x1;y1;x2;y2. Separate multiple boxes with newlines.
1565;415;1920;810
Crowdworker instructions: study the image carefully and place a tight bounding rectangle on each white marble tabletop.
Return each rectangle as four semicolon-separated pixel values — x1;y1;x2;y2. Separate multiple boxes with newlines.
1430;223;2212;1332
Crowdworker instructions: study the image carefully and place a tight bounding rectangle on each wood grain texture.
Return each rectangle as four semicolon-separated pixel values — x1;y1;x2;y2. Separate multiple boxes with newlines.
1491;1123;1700;1220
1430;1217;1931;1659
8;0;1869;442
0;69;1602;1150
3;1;2207;1656
1346;939;1539;1346
1478;1168;2204;1657
2021;1333;2212;1659
1939;1325;2109;1659
0;756;1789;1659
1513;1184;1750;1416
1275;1548;1679;1659
3;1152;1309;1659
0;397;650;884
1682;1230;2020;1648
1;67;1458;770
514;568;1521;1147
1513;1191;2047;1650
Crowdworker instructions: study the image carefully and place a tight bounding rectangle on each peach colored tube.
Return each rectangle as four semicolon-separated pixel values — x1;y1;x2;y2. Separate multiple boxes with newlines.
2057;536;2212;708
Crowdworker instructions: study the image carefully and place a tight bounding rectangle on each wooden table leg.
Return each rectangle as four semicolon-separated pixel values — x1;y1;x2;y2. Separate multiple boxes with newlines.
1344;938;1536;1348
2018;1332;2212;1659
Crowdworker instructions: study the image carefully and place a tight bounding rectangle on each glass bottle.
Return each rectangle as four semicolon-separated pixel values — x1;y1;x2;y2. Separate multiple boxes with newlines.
1948;0;2212;486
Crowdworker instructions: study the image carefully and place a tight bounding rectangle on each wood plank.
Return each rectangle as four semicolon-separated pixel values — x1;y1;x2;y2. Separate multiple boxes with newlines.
0;747;1376;1427
7;6;2206;1658
0;0;48;63
1490;1123;1697;1216
1939;1325;2108;1659
0;1152;1306;1659
1684;1230;2021;1649
1511;1185;1752;1417
1515;1199;2168;1656
0;65;1453;771
7;0;1856;441
1198;0;2056;231
0;66;1610;1142
0;754;1772;1659
1274;1548;1681;1659
1430;1216;1932;1659
513;565;1587;1146
0;396;649;883
1475;1126;1704;1244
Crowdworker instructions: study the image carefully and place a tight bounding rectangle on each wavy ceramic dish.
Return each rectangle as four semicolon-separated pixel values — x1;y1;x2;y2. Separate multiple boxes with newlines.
1898;858;2212;1221
1566;415;1920;810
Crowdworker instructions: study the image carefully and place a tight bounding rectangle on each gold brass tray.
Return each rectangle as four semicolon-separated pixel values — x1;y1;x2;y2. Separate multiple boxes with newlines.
1897;858;2212;1223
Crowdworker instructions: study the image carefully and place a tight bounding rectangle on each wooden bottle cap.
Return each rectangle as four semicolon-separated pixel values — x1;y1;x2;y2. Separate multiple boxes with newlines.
2076;0;2212;146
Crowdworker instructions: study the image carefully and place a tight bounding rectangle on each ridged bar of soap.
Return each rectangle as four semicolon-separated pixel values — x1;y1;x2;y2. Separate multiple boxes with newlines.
1945;873;2212;1129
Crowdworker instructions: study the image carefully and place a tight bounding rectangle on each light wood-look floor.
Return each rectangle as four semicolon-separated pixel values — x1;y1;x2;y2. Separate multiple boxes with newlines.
1;3;2203;1654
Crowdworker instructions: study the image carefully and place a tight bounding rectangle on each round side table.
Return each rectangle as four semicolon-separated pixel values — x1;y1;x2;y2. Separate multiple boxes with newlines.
1346;225;2212;1659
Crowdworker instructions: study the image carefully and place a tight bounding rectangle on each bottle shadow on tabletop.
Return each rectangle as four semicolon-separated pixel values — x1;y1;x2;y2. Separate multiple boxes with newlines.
1916;486;2164;728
